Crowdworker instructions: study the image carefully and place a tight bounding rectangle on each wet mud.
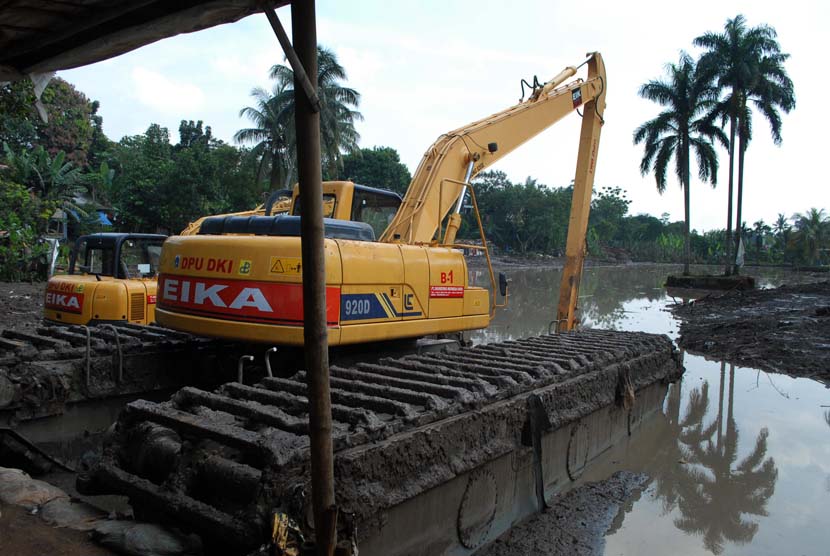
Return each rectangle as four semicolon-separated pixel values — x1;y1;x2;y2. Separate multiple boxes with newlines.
478;471;649;556
672;281;830;383
0;282;43;333
0;502;117;556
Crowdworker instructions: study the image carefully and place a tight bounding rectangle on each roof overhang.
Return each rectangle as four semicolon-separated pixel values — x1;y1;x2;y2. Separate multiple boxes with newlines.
0;0;289;81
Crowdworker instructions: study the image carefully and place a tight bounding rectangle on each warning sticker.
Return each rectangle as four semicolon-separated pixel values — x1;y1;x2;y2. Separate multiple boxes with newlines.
269;256;302;275
429;285;464;298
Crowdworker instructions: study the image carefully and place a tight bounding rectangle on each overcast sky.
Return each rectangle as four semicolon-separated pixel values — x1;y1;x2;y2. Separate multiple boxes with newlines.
60;0;827;231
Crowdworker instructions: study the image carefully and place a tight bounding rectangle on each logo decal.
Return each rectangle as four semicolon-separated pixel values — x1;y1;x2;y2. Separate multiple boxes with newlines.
174;255;180;269
158;274;339;325
572;89;583;109
238;259;252;275
45;291;83;314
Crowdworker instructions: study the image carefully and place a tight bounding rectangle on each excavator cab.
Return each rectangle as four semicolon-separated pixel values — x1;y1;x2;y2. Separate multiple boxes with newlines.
45;233;166;326
290;181;403;237
194;182;403;242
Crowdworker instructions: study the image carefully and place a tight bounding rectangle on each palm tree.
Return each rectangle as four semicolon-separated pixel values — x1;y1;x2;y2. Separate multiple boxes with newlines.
695;15;795;275
268;45;362;180
771;213;791;262
792;208;829;265
750;219;771;258
772;213;790;241
235;82;295;188
634;53;727;275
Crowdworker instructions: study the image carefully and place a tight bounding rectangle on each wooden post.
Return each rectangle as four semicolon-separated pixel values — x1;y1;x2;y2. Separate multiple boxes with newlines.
290;1;337;554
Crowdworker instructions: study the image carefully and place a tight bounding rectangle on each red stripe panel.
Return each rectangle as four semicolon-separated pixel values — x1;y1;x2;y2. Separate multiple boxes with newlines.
158;274;341;325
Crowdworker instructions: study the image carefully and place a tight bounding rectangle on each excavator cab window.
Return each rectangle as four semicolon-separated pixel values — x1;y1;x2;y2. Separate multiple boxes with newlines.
351;185;403;239
292;194;337;218
74;238;115;276
120;238;165;279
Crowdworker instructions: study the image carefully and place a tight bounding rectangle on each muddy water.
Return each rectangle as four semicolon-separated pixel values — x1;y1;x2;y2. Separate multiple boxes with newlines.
472;263;829;556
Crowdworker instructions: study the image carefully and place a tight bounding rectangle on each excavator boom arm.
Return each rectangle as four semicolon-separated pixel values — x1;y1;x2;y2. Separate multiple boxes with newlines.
556;54;606;331
380;53;606;246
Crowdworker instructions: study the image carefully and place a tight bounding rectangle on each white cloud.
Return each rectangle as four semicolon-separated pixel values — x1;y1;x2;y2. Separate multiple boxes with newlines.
130;67;206;114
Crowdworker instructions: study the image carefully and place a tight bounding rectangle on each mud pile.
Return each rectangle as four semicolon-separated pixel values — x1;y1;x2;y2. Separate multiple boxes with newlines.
673;281;830;382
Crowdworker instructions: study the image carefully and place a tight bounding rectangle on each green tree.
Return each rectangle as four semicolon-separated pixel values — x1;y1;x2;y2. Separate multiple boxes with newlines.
0;179;51;280
749;219;771;260
0;80;39;151
110;124;174;231
791;208;829;265
236;82;296;188
634;53;726;275
2;143;87;219
340;146;411;194
111;121;262;233
267;45;362;180
86;100;113;169
589;186;631;247
772;213;791;258
695;14;795;274
471;171;572;255
38;78;96;167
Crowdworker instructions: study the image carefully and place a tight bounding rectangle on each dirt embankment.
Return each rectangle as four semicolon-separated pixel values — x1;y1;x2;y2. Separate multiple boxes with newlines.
672;281;830;383
467;253;636;271
0;282;44;333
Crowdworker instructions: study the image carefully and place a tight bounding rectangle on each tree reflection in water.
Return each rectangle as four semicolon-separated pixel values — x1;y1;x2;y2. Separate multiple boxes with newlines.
657;363;778;554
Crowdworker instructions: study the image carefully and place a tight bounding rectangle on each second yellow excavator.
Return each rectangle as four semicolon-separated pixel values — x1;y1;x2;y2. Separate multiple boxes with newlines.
155;52;607;345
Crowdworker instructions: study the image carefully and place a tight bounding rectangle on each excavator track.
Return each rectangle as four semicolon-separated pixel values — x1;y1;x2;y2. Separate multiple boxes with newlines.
0;323;221;424
81;328;682;555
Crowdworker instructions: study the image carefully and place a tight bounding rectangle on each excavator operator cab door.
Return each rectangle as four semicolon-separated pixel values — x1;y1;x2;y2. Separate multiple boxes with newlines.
71;236;117;277
350;185;403;239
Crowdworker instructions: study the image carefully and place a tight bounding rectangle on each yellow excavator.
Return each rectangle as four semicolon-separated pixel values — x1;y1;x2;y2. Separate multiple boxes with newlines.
155;52;607;345
42;192;293;326
44;233;166;325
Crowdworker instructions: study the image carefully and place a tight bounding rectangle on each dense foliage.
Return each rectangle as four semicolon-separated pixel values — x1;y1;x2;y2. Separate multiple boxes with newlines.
462;171;828;267
340;147;412;195
0;179;52;280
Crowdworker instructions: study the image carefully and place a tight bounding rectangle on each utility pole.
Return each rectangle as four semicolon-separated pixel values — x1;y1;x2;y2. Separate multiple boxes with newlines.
289;1;337;554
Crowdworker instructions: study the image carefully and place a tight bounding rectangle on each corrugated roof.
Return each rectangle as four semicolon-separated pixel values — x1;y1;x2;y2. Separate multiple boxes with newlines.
0;0;288;80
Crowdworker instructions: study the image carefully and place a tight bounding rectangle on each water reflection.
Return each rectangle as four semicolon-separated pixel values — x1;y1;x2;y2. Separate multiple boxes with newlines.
470;264;675;343
471;263;823;344
661;364;777;555
469;264;827;555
